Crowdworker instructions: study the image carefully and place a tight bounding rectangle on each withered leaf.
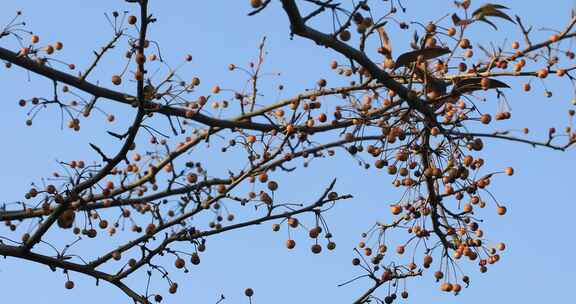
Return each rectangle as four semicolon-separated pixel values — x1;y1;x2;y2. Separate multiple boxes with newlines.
452;13;474;26
472;3;515;30
377;26;392;59
452;77;510;94
393;47;451;69
452;13;462;25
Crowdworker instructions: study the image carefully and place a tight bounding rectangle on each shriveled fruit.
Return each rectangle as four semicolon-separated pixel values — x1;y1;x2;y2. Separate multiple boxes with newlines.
286;239;296;249
128;15;137;25
390;204;402;215
311;244;322;254
440;282;453;292
287;218;299;228
327;242;336;250
175;258;185;269
112;75;122;85
480;114;491;124
190;252;201;265
434;271;444;281
339;30;351;41
250;0;262;8
65;280;75;290
169;283;178;294
57;209;76;229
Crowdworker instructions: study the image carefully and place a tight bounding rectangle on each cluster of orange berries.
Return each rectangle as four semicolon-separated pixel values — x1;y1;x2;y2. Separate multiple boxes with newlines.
272;216;337;254
21;34;63;56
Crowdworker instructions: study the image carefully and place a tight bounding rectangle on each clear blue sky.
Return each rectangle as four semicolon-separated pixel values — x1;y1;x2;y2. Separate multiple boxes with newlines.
1;1;575;303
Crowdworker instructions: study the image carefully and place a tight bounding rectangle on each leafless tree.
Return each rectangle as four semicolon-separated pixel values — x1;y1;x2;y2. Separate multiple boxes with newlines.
0;0;574;303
